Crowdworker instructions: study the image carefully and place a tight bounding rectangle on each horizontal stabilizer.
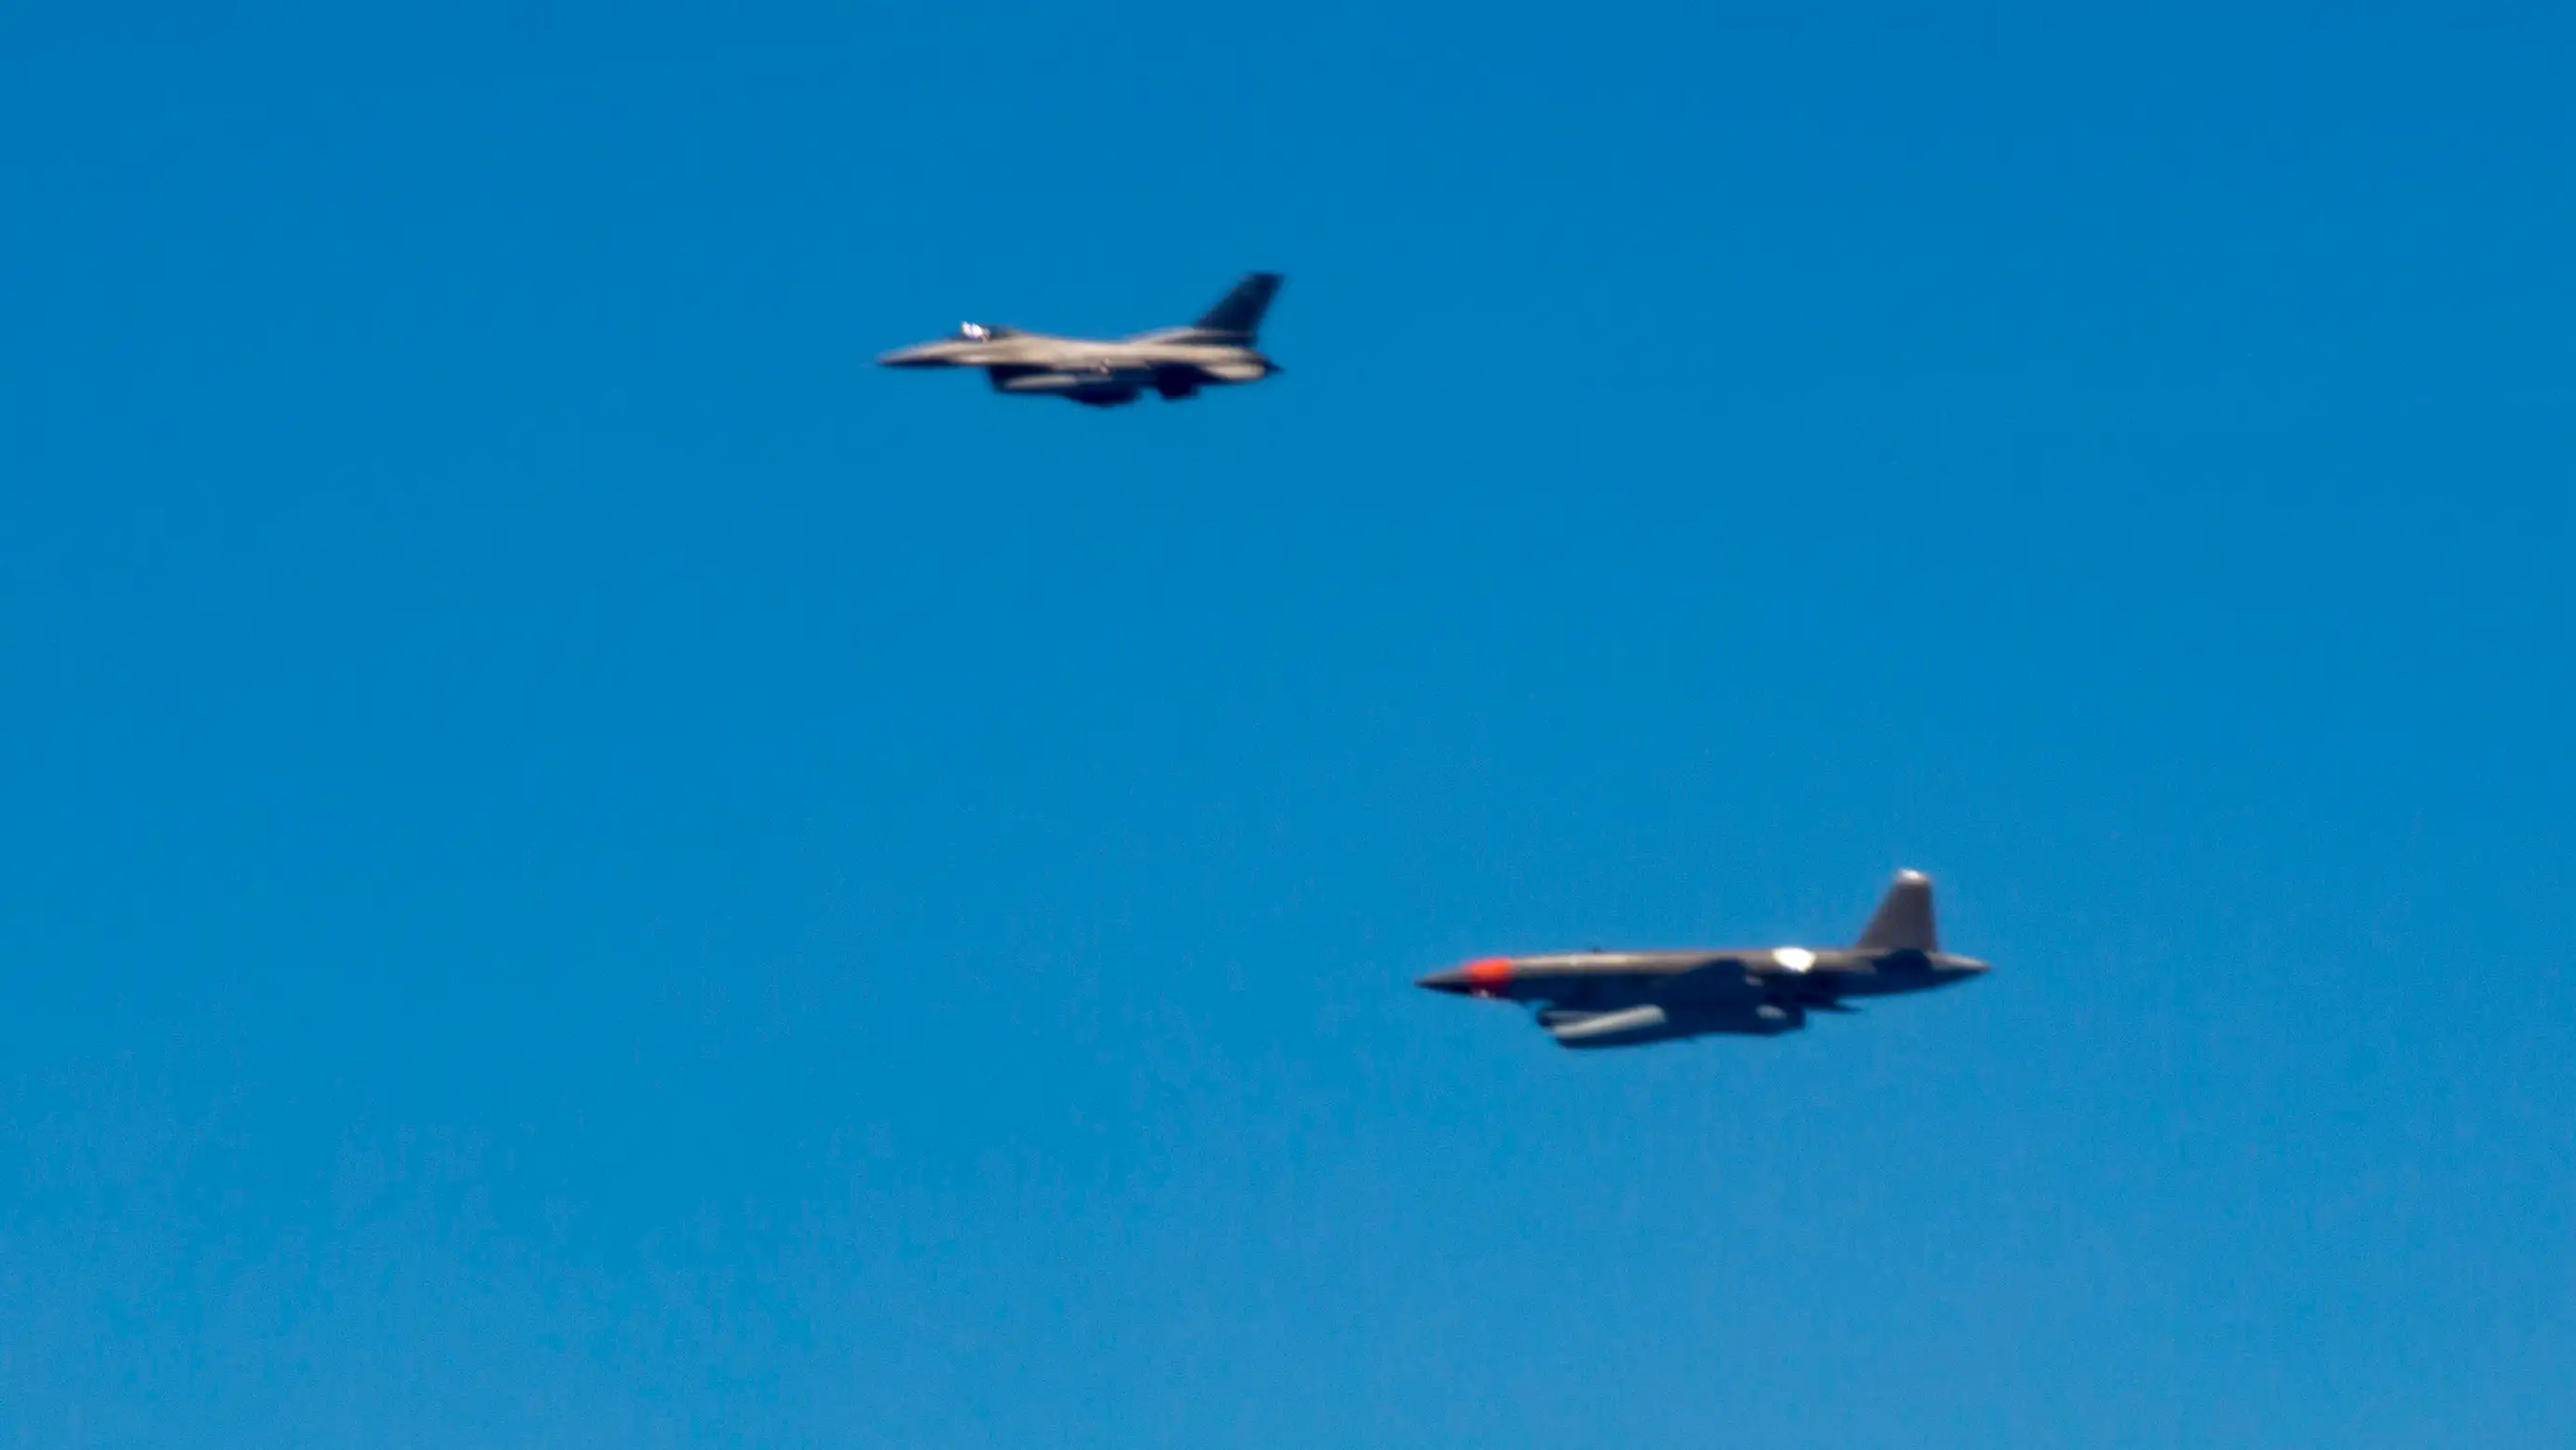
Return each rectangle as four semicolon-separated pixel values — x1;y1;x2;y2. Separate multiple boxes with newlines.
1854;870;1939;953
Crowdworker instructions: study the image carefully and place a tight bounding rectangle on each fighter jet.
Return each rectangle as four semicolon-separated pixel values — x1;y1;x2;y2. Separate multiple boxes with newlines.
876;272;1285;407
1417;870;1989;1049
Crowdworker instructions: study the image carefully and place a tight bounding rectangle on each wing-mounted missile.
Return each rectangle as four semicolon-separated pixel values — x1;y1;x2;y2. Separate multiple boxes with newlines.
1546;1005;1674;1047
1542;1002;1807;1048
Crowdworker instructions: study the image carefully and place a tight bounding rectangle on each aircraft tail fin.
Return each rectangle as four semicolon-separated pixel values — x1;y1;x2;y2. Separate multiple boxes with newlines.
1853;870;1939;953
1193;272;1283;338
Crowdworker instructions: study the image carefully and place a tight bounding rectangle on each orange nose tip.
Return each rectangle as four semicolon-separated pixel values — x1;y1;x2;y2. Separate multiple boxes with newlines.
1463;956;1514;993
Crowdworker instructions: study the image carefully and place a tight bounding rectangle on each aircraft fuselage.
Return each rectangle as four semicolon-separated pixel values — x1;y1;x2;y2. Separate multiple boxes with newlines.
878;273;1285;407
1419;872;1991;1048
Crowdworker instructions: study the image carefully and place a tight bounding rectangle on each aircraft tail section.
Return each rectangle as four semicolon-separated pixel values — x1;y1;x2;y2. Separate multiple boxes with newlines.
1854;870;1939;953
1194;272;1283;338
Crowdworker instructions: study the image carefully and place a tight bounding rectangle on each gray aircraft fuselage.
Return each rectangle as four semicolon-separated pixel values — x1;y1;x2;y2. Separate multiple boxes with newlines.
877;272;1283;408
1418;870;1989;1048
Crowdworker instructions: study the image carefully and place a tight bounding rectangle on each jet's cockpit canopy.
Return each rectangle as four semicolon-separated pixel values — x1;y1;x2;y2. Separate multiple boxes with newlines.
954;322;1014;341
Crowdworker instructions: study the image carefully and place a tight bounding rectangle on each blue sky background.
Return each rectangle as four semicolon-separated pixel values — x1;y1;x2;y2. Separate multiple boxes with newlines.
5;4;2572;1446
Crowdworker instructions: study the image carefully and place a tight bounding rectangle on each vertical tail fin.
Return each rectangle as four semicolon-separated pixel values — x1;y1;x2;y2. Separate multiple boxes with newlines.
1194;272;1283;338
1854;870;1939;953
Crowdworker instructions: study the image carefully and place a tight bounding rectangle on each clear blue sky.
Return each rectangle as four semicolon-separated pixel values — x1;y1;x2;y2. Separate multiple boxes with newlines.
4;4;2571;1446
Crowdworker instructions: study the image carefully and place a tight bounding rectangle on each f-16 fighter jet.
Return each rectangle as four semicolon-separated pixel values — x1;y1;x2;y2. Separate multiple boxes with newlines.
1418;870;1989;1049
877;272;1284;407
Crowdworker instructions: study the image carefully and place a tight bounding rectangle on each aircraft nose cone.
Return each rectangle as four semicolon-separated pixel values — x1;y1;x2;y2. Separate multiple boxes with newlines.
1418;957;1515;996
876;343;948;367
